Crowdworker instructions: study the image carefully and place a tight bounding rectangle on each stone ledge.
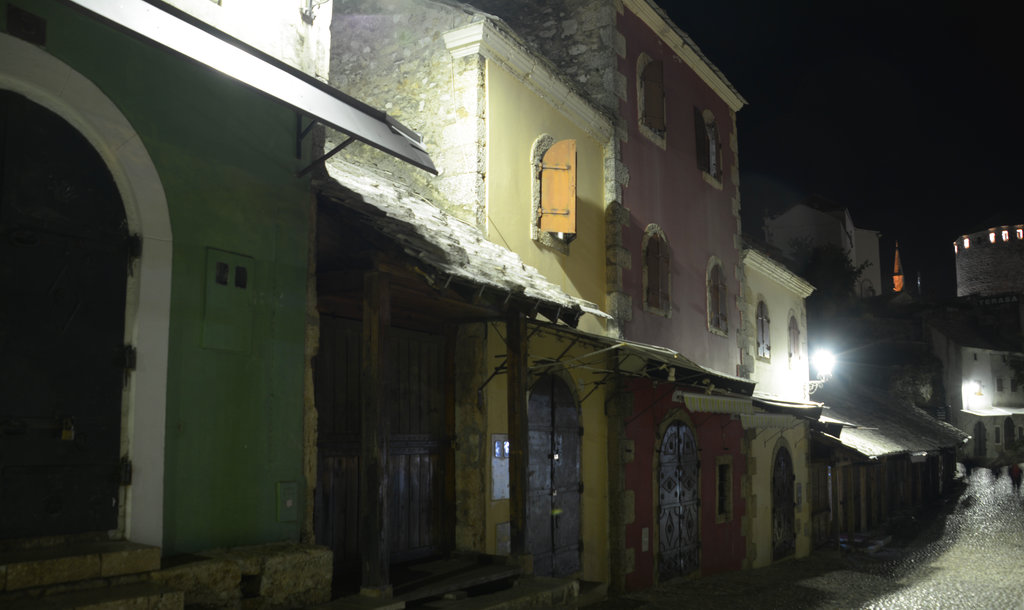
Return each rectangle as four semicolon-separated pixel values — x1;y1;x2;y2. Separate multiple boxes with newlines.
0;541;161;591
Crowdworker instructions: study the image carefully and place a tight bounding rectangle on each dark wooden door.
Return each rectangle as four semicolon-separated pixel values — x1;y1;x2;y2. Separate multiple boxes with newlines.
315;317;448;576
658;422;699;579
526;375;580;577
772;446;795;559
0;90;128;538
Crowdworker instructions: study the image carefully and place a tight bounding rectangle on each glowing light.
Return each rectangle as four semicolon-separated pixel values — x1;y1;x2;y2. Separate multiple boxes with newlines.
989;232;996;243
954;243;958;253
1003;230;1010;242
812;349;836;378
964;238;971;249
964;380;980;395
1018;229;1023;240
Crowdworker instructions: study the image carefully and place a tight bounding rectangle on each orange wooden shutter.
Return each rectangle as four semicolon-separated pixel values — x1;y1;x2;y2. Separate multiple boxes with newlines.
539;139;577;234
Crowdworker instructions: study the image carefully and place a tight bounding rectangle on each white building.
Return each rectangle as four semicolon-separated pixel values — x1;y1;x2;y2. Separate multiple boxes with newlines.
764;197;882;298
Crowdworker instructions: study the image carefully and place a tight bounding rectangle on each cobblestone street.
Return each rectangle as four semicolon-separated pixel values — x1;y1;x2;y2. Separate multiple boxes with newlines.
591;469;1024;609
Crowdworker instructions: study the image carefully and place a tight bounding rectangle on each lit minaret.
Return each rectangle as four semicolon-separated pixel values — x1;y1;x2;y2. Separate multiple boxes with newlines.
893;241;904;293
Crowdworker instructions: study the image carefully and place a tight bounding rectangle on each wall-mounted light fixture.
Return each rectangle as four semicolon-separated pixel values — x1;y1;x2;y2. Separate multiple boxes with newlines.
808;349;835;395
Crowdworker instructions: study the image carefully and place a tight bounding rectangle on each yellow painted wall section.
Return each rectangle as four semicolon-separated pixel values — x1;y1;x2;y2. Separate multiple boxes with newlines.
483;324;610;582
484;62;608;336
747;422;812;568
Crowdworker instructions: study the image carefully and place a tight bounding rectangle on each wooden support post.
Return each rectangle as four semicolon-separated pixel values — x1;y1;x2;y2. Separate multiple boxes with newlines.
506;309;529;560
360;270;392;597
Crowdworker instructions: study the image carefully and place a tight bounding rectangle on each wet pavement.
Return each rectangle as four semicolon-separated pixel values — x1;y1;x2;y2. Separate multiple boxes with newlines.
589;469;1024;609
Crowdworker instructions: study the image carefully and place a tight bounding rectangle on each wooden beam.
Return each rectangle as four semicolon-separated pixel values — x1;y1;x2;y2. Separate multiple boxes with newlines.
506;309;529;558
359;270;392;597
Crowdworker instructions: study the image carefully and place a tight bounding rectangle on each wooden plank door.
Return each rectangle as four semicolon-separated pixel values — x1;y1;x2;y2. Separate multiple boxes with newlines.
526;375;580;577
0;90;127;539
314;317;448;574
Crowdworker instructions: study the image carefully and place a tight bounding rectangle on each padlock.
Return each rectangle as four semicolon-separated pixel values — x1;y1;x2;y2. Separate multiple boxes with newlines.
61;417;75;441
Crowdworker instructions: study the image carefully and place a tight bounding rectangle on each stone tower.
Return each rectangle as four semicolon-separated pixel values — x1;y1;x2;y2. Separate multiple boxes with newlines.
954;224;1024;296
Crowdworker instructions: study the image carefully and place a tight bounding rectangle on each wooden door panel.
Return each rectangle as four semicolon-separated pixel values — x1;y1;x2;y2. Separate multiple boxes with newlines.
314;316;448;566
0;90;126;539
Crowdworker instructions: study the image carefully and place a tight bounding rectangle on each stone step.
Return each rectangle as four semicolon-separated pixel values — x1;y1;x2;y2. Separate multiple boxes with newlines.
0;540;161;591
2;581;183;609
418;576;579;609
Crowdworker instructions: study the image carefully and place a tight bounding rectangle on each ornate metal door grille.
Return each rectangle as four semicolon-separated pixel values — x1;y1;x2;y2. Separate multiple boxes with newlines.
772;446;796;560
658;422;699;580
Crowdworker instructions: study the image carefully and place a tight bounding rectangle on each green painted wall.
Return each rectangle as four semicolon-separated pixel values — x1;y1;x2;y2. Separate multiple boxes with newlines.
5;0;311;554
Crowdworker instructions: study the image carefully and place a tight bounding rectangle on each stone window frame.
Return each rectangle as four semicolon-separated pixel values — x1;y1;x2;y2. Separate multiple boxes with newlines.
531;134;576;254
715;455;733;524
636;53;666;149
642;224;671;317
707;257;728;336
694;107;723;189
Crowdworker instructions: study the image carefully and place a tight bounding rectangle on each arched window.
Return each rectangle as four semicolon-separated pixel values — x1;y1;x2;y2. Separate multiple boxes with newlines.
788;315;800;362
756;301;771;359
643;225;671;315
694;107;721;181
708;262;728;333
639;57;665;132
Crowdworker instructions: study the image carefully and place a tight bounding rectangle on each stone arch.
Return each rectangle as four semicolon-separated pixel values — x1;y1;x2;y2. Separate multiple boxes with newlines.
0;34;171;545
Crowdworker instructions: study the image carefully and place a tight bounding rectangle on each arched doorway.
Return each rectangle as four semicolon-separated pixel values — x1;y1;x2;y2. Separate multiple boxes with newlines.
0;90;127;538
1005;418;1016;447
772;446;795;560
973;421;987;458
526;375;580;577
658;421;699;580
1;33;171;545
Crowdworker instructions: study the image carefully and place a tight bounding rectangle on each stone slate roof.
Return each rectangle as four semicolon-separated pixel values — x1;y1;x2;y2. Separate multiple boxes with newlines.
815;376;968;458
316;159;608;327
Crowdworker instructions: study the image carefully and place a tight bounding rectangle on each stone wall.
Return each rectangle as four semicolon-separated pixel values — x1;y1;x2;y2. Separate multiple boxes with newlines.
955;226;1024;297
151;543;331;609
467;0;621;114
329;0;486;227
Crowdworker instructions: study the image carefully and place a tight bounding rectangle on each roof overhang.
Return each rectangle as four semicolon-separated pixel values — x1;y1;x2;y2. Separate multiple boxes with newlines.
65;0;436;174
316;160;609;328
753;395;824;420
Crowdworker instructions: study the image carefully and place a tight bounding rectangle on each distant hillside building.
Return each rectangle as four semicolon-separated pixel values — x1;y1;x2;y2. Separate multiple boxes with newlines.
954;224;1024;297
763;196;882;298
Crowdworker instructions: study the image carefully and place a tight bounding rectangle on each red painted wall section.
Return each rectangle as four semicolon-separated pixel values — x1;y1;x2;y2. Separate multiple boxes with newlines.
616;7;742;377
622;379;747;590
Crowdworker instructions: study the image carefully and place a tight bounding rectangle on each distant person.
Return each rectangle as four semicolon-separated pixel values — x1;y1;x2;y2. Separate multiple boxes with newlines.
1010;463;1022;492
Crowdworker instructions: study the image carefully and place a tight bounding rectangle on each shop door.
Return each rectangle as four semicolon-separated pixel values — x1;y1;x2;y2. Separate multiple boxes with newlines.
658;422;700;580
0;90;128;538
314;317;448;582
772;446;796;559
526;375;580;577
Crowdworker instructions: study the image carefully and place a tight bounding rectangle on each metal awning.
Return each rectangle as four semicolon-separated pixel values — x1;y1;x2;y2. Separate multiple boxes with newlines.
753;396;824;420
66;0;436;174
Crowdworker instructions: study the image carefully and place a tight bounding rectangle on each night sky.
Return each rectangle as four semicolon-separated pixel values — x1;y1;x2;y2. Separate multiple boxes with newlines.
664;0;1024;298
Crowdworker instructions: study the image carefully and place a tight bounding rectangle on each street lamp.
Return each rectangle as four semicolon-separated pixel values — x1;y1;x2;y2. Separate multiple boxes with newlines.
808;349;836;395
